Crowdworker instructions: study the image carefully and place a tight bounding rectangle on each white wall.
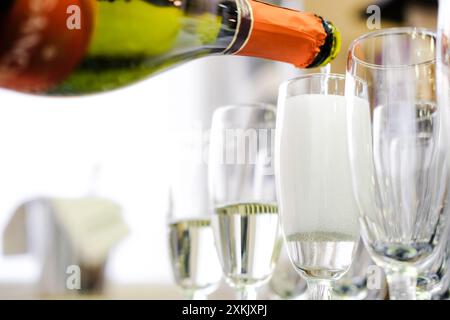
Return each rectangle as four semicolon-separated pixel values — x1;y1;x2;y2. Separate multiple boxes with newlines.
0;52;302;294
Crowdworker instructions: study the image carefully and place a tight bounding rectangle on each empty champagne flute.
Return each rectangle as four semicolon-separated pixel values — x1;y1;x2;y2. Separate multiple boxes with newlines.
167;140;222;300
275;73;364;300
208;104;279;300
346;27;449;300
434;3;450;300
437;0;450;148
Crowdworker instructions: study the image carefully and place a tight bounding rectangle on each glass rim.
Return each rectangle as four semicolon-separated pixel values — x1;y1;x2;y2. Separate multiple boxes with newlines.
213;103;276;115
279;73;367;94
349;27;436;70
279;72;344;90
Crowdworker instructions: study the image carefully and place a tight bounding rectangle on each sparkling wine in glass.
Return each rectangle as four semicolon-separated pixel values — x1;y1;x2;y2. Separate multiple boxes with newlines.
213;203;279;293
275;74;366;299
209;104;279;300
168;218;222;299
167;139;222;299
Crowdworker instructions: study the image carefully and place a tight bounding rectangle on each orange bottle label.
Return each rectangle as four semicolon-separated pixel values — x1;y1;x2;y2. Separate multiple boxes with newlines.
235;0;327;68
0;0;95;92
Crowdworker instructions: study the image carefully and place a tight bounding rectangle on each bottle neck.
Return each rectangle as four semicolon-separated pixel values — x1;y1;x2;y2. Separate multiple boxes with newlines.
220;0;252;55
230;0;340;68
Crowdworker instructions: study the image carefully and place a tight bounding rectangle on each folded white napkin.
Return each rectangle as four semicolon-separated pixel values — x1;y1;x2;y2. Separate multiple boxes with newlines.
3;197;129;266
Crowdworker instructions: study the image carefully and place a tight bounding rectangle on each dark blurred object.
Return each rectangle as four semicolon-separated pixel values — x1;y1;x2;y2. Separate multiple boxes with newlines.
361;0;438;23
0;0;13;11
80;264;107;294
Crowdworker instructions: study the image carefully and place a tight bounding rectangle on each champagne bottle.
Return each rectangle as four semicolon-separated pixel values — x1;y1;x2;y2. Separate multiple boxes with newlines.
0;0;341;95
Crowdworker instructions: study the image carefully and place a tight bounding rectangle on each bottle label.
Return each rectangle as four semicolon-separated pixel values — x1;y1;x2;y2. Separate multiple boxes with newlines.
233;0;328;68
0;0;94;92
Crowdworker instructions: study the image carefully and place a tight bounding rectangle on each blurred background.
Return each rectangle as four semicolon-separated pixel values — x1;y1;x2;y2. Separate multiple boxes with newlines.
0;0;438;299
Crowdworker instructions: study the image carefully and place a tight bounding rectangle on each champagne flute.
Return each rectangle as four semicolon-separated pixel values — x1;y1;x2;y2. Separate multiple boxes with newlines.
167;140;222;300
208;104;279;300
275;73;364;300
346;27;449;300
437;0;450;148
435;1;450;300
